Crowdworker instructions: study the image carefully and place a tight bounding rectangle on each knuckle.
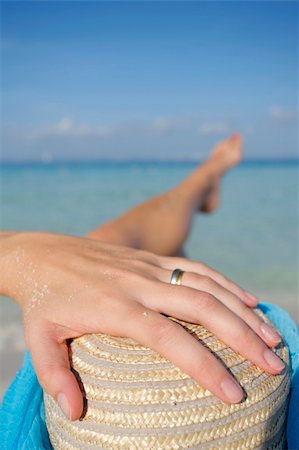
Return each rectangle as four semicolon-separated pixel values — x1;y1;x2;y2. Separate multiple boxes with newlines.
129;260;157;280
165;256;183;267
239;302;255;323
196;356;221;381
152;320;179;348
192;349;209;374
218;272;229;283
199;275;215;289
136;250;160;266
240;324;259;347
118;265;135;278
194;261;206;271
197;292;218;314
37;364;56;389
147;254;161;267
110;265;144;283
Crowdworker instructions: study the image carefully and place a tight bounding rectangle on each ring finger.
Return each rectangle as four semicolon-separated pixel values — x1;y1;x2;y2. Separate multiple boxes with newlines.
155;269;281;348
161;257;258;307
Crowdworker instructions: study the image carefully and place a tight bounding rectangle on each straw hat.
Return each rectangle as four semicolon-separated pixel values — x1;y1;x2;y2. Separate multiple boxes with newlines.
44;309;290;449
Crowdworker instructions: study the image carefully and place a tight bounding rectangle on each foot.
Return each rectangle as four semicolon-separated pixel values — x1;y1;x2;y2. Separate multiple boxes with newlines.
211;133;243;171
199;133;243;213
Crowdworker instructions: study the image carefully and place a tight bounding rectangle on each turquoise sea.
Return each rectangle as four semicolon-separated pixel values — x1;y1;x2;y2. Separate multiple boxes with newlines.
0;161;298;395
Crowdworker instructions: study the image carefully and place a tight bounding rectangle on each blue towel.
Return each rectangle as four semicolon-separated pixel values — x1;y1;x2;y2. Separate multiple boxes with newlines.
1;303;298;450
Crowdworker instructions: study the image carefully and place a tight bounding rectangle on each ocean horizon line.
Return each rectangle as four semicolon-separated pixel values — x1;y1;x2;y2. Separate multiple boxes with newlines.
1;158;299;168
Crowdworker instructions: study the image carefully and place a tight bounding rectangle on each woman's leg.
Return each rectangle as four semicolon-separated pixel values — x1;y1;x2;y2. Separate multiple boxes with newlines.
86;133;243;256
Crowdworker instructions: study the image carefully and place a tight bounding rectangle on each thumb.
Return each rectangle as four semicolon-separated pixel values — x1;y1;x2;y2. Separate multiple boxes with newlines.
29;325;84;421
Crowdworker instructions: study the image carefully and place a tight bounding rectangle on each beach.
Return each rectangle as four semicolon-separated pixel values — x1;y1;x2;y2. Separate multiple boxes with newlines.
0;161;298;398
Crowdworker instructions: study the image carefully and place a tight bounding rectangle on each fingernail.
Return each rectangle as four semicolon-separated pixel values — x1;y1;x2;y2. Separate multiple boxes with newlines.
221;378;244;403
264;349;285;371
244;291;258;304
57;392;71;419
260;322;281;344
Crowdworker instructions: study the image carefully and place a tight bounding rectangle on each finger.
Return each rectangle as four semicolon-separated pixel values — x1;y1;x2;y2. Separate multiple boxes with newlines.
140;282;285;376
161;257;259;306
167;272;281;347
141;266;274;345
121;302;244;404
28;323;83;421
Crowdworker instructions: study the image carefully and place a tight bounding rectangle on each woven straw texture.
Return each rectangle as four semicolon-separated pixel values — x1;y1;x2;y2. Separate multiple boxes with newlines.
44;309;290;449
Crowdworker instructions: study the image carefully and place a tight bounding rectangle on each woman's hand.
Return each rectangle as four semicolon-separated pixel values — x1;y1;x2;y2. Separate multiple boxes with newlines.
1;231;284;421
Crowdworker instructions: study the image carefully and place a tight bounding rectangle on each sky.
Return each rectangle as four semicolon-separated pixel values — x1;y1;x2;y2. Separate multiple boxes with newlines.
1;1;298;162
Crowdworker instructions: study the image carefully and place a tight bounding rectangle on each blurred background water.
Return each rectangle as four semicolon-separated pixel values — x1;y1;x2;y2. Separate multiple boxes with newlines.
0;160;298;397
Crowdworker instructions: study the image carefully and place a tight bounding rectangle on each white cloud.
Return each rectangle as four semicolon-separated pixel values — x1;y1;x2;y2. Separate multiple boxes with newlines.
268;105;297;122
25;115;194;142
28;117;114;140
198;121;230;136
56;117;73;133
15;115;243;151
152;116;234;137
152;117;191;134
3;112;298;161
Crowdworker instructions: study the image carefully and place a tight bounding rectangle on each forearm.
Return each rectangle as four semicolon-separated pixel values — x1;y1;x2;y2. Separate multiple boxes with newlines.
0;230;20;297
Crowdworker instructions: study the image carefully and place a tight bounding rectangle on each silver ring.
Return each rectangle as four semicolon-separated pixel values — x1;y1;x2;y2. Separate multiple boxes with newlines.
170;268;185;286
